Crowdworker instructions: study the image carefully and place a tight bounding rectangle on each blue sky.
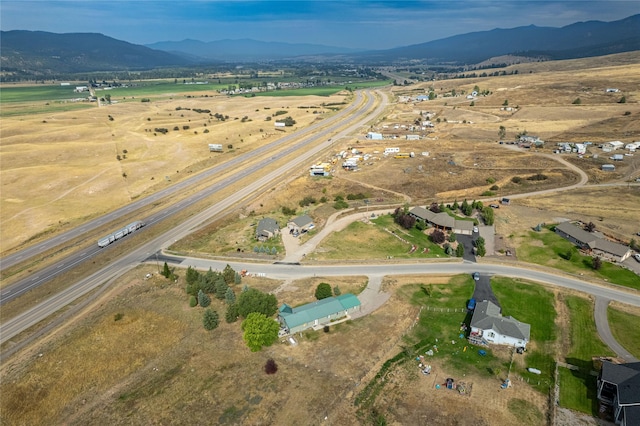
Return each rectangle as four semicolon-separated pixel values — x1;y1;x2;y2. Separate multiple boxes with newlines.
2;1;638;49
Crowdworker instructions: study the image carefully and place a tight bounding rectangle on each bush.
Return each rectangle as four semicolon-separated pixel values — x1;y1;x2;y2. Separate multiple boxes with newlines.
431;229;446;244
189;295;198;307
315;283;333;300
264;359;278;374
481;191;496;196
572;98;582;105
490;185;499;191
511;176;522;184
527;173;548;181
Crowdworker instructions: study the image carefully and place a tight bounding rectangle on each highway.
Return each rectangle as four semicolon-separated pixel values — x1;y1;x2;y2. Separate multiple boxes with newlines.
0;89;372;272
0;88;388;343
0;89;385;305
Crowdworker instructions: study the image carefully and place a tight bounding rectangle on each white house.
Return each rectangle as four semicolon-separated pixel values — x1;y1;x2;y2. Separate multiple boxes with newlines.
468;300;531;348
274;122;286;128
603;141;624;152
575;143;587;155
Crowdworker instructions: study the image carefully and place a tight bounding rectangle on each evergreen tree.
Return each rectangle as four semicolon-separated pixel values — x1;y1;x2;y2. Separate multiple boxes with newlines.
186;266;200;285
216;279;229;300
203;309;219;331
189;295;198;307
198;289;211;308
225;287;236;305
162;262;171;278
234;272;241;285
333;285;341;296
237;288;278;318
223;264;236;284
226;303;240;323
456;244;465;257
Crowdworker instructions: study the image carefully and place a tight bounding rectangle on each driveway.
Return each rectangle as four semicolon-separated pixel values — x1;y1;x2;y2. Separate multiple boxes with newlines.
471;273;500;308
456;234;477;262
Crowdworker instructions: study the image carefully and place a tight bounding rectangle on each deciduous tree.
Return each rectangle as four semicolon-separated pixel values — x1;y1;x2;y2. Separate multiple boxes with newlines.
315;283;333;300
242;312;279;352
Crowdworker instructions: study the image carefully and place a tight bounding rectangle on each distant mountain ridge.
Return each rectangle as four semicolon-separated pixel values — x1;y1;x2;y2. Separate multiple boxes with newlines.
0;30;189;75
145;38;362;61
1;14;639;77
358;14;640;63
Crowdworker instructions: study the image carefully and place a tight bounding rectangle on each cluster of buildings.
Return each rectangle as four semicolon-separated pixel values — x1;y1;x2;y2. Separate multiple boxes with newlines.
255;214;315;242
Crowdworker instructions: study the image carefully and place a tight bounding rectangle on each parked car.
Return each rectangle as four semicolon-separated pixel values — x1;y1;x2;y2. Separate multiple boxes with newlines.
473;272;480;281
467;298;477;310
473;226;479;233
635;253;640;262
490;204;500;209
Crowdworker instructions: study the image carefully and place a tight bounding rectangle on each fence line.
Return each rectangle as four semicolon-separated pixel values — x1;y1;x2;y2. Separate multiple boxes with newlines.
424;306;466;313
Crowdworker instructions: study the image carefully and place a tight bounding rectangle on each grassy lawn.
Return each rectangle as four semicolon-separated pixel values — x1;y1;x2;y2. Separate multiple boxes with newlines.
0;84;85;103
517;228;640;289
314;214;449;260
565;295;615;364
491;277;557;393
608;307;640;359
401;276;507;377
558;367;599;415
507;398;544;424
559;295;614;414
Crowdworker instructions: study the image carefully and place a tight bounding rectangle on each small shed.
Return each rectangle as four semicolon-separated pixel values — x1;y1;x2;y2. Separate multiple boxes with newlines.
501;198;511;205
601;164;616;171
366;132;383;140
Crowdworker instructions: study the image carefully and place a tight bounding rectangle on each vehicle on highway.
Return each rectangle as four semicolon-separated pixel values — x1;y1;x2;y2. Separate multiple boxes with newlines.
473;272;480;281
98;220;145;248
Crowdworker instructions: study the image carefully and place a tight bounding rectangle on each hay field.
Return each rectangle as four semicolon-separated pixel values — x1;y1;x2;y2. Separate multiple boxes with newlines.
0;91;349;253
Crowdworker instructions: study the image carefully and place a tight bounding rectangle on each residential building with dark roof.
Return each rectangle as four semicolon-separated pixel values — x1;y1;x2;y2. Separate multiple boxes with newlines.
555;221;631;262
409;206;474;235
597;360;640;425
256;217;279;241
287;214;315;234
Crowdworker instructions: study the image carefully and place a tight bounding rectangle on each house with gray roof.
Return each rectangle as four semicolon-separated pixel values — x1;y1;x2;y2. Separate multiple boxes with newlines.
256;217;279;241
468;300;530;348
287;214;315;234
555;221;631;262
597;360;640;426
278;294;361;334
409;206;474;235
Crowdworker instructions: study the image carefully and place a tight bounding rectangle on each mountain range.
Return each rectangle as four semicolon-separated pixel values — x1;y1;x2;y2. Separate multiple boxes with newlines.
1;14;638;76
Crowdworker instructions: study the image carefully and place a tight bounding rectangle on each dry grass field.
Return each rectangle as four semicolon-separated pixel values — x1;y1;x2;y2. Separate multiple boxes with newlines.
2;53;640;425
0;91;350;253
1;267;551;426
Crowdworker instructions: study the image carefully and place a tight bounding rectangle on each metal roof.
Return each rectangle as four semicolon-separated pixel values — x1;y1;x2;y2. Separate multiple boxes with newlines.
279;294;360;329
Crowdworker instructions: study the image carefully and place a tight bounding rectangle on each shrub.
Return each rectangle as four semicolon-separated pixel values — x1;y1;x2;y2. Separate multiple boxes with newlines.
511;176;522;184
264;359;278;374
315;283;333;300
486;177;496;184
189;295;198;307
572;98;581;105
481;191;496;196
527;173;548;181
490;185;499;191
431;229;446;244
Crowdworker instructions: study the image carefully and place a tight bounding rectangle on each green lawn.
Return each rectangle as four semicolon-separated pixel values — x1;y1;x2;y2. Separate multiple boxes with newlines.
517;228;640;289
565;296;615;364
491;278;557;393
558;295;614;414
608;307;640;359
558;367;599;415
400;277;507;377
